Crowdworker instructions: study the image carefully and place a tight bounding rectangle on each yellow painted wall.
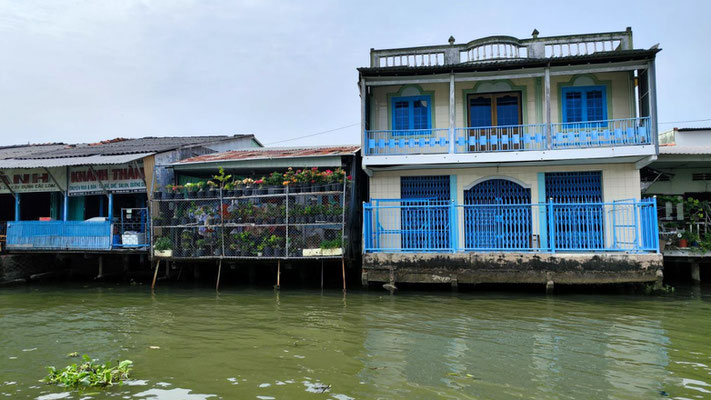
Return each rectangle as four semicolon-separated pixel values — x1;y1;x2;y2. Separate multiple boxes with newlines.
368;72;635;129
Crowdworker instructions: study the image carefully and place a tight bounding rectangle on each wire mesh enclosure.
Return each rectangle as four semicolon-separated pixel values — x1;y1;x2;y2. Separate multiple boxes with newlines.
151;182;348;259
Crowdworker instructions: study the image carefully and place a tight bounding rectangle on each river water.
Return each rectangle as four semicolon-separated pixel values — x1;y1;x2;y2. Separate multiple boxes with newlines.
1;284;710;400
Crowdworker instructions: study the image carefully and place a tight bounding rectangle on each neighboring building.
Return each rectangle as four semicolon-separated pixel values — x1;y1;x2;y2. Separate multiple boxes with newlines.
149;145;362;289
643;128;711;282
358;28;662;288
0;135;260;254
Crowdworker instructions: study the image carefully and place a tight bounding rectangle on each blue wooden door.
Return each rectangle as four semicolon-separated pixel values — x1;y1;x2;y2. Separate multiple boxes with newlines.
464;179;531;249
400;176;450;250
545;171;604;250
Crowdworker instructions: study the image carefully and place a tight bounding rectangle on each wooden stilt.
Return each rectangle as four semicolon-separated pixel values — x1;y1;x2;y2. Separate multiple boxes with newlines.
176;264;183;282
97;256;104;279
341;257;346;292
216;260;222;291
320;260;324;290
151;260;161;290
276;260;281;289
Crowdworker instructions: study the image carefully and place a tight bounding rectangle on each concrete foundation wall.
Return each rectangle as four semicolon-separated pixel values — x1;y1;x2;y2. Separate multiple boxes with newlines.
363;252;663;285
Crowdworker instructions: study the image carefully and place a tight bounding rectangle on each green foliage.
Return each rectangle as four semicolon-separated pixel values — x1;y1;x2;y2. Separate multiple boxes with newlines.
153;236;172;251
212;167;232;189
265;172;283;186
43;355;132;388
196;239;207;249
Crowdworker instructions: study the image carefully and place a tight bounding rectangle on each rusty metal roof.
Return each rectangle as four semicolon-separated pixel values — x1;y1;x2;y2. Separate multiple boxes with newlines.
176;145;360;165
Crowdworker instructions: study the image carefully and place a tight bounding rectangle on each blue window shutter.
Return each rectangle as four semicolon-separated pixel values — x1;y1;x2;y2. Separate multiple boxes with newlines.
561;85;607;123
391;95;431;135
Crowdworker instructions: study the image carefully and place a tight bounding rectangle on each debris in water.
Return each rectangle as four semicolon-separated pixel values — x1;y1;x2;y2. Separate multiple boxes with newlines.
149;346;160;349
67;352;79;358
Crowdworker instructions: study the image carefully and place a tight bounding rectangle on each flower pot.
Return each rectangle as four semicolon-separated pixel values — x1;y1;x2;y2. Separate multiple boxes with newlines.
154;249;172;258
301;184;312;193
303;248;322;257
180;217;189;225
263;247;274;257
207;189;216;198
171;218;180;226
274;248;284;257
234;188;243;197
153;191;163;200
256;187;267;195
197;190;206;198
164;192;174;199
213;248;222;256
196;249;206;257
243;187;253;196
679;239;689;248
290;185;300;193
174;192;184;199
321;248;343;256
268;186;282;194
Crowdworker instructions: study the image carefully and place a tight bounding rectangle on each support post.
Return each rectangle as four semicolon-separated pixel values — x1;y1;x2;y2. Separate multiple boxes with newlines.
691;262;701;284
648;59;659;154
14;193;20;221
276;260;281;290
545;280;554;294
97;256;103;278
63;193;69;221
341;257;346;292
448;72;455;153
544;65;551;149
360;77;367;154
151;260;161;290
320;260;324;290
216;260;222;291
107;193;114;222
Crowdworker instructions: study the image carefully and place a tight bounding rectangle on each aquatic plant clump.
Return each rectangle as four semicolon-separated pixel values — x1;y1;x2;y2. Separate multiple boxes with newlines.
43;355;132;388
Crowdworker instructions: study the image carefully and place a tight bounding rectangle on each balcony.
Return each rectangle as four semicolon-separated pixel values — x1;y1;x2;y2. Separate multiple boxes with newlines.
363;198;659;254
365;117;651;157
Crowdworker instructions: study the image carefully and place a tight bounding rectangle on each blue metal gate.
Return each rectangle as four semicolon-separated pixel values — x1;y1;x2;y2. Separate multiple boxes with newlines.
545;171;604;249
400;176;450;250
464;179;531;249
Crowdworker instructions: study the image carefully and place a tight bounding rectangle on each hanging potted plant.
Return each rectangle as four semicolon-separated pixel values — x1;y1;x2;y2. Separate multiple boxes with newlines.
153;236;172;258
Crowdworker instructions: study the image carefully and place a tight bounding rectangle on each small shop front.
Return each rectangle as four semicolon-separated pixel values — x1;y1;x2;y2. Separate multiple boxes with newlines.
3;161;150;252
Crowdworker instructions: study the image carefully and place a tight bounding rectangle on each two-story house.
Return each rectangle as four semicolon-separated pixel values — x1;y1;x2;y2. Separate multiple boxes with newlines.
359;28;663;290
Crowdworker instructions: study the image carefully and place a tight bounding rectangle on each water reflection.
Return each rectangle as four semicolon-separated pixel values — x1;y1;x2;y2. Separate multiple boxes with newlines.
0;285;710;399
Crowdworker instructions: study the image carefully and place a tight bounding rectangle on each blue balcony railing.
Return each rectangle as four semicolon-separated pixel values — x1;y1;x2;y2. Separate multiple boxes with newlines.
6;221;112;251
363;198;659;253
364;117;651;156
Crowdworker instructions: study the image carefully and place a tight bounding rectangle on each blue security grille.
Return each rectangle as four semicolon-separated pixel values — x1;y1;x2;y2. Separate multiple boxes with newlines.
463;179;531;249
545;171;604;249
400;176;450;250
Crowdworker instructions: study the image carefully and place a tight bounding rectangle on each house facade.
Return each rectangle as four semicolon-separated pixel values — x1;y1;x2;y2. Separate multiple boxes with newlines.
359;28;663;288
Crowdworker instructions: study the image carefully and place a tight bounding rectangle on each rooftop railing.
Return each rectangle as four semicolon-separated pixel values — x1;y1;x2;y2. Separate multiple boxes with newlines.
369;29;634;67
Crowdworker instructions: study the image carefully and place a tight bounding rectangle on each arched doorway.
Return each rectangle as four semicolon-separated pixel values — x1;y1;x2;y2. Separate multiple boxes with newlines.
464;178;531;250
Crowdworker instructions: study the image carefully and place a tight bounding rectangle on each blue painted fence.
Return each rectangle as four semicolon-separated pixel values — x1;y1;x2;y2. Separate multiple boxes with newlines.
6;221;112;250
363;198;659;253
364;117;650;156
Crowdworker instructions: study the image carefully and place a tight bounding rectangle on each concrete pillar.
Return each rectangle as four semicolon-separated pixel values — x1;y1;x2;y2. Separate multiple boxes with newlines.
691;262;701;283
545;280;554;294
62;193;69;221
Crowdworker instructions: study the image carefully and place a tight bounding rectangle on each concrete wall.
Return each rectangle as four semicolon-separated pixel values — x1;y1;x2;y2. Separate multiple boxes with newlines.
368;72;635;130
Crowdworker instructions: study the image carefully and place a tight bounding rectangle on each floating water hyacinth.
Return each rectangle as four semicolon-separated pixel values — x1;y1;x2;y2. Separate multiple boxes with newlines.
42;355;132;388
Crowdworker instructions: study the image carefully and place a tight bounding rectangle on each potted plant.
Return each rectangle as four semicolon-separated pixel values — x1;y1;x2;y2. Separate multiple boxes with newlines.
295;169;310;192
262;235;274;257
211;167;232;196
184;182;198;198
242;178;255;196
173;185;185;199
195;181;206;198
153;185;163;200
153;236;172;257
177;229;193;257
196;239;207;257
679;230;698;248
252;178;265;195
206;181;218;198
304;205;315;223
266;172;284;194
224;181;235;197
164;184;175;199
283;168;298;193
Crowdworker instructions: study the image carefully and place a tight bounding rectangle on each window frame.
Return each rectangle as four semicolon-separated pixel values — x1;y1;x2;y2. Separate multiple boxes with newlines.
466;91;523;128
561;85;608;125
390;95;432;136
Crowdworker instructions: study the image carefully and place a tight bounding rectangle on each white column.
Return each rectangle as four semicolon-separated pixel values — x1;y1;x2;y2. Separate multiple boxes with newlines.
544;66;551;149
449;72;455;153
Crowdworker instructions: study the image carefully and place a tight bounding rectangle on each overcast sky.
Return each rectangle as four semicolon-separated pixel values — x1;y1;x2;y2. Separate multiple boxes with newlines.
0;0;709;147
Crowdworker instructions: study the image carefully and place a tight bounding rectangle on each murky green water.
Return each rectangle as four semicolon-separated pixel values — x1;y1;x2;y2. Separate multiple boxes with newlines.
1;285;711;399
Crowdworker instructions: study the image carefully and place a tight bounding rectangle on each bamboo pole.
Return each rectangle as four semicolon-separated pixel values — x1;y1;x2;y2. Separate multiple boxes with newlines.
216;260;222;291
276;260;281;289
151;259;161;290
320;260;324;290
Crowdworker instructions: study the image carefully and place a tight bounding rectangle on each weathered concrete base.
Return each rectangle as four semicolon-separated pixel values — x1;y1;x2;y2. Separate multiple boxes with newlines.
362;252;663;286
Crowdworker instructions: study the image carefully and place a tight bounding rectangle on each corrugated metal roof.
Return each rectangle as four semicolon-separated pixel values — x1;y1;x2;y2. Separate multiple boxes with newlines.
18;135;253;159
659;145;711;155
176;145;360;165
0;143;67;160
359;49;660;77
0;153;154;168
677;127;711;132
